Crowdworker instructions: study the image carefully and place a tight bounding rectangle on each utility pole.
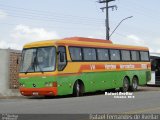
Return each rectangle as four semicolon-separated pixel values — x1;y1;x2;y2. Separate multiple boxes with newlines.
98;0;117;40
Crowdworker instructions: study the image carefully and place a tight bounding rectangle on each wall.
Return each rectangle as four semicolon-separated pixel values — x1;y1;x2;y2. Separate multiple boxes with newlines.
9;50;21;89
0;49;10;95
0;49;21;96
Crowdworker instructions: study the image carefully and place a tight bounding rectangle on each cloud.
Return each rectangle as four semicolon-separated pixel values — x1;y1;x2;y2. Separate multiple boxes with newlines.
0;40;8;49
112;34;160;53
126;35;146;46
0;40;22;50
114;34;146;46
12;24;59;41
9;25;60;49
0;10;7;19
149;38;160;53
87;33;160;53
112;34;147;47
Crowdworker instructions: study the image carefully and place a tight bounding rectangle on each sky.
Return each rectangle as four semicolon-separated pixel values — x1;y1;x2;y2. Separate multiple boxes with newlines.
0;0;160;52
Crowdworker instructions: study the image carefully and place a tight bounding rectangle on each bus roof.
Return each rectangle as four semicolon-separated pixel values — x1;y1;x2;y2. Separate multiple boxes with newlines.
63;37;113;44
24;37;149;51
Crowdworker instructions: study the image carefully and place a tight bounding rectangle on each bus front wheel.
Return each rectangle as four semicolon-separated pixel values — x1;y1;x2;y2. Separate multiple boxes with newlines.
120;77;130;92
73;81;84;97
130;77;138;92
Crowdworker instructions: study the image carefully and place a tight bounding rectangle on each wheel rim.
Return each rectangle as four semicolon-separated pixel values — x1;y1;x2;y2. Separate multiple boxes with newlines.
124;78;129;91
76;83;80;96
133;79;138;89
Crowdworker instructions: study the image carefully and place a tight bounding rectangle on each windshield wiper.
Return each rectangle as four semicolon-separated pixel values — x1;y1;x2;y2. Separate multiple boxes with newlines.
34;57;44;74
25;57;35;74
25;54;44;74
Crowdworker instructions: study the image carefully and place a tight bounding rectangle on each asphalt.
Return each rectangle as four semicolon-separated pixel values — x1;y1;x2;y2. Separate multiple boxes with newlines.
0;86;160;114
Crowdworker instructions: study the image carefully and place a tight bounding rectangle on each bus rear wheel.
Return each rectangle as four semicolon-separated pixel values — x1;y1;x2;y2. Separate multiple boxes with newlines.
130;77;138;92
73;81;84;97
120;77;130;92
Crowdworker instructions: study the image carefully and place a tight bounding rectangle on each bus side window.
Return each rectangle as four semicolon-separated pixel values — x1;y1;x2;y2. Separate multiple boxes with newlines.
110;49;121;61
131;51;140;61
58;46;67;71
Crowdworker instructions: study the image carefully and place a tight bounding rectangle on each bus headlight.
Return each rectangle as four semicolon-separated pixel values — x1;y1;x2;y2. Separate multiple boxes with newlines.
45;82;52;87
20;83;25;87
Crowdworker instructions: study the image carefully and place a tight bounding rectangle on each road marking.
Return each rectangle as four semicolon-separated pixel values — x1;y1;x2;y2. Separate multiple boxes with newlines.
123;106;160;114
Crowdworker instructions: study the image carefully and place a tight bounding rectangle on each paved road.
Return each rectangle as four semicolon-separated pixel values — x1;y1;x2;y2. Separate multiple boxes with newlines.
0;87;160;114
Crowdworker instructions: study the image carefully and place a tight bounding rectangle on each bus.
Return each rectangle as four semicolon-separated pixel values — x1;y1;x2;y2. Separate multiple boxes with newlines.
19;37;151;97
148;53;160;85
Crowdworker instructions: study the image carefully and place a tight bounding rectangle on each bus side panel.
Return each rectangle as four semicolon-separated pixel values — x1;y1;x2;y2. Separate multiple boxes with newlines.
56;70;149;95
117;70;136;87
137;70;150;85
57;68;148;95
73;71;128;93
56;71;116;95
116;70;149;86
81;72;114;92
81;70;144;92
57;75;83;95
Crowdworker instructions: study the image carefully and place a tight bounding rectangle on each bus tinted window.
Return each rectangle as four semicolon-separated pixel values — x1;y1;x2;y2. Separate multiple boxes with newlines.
83;48;96;61
58;46;67;71
121;50;131;61
69;47;82;61
140;51;149;61
97;49;109;61
110;50;120;61
131;51;140;61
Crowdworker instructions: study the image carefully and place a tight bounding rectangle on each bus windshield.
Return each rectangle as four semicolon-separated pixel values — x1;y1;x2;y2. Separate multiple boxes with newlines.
20;47;56;73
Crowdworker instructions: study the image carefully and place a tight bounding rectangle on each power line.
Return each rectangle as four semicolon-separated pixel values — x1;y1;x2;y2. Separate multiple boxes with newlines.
0;3;104;23
0;21;104;30
1;1;159;40
119;2;160;24
0;4;108;29
0;14;105;28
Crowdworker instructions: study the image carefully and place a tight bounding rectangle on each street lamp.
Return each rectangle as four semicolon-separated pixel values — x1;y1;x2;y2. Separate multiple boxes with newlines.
109;16;133;38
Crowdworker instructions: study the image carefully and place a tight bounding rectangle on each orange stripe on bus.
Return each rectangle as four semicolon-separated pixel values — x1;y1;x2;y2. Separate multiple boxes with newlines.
19;63;150;78
78;64;150;72
56;73;81;76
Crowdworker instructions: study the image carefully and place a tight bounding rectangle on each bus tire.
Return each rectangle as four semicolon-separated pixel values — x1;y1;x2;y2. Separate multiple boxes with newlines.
73;80;84;97
130;77;138;92
120;77;130;92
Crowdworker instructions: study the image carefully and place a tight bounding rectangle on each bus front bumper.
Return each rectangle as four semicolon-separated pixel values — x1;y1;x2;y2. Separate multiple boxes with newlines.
20;87;57;96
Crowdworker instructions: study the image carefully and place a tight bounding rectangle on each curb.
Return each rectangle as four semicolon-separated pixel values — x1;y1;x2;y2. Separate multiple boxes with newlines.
0;95;26;99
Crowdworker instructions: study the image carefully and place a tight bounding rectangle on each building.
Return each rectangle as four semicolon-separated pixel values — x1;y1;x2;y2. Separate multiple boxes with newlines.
0;49;21;96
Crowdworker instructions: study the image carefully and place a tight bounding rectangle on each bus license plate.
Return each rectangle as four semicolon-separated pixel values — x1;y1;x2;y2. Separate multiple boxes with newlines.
32;92;39;96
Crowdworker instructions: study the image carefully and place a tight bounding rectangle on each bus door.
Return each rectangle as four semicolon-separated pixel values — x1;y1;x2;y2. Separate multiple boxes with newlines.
150;58;160;85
